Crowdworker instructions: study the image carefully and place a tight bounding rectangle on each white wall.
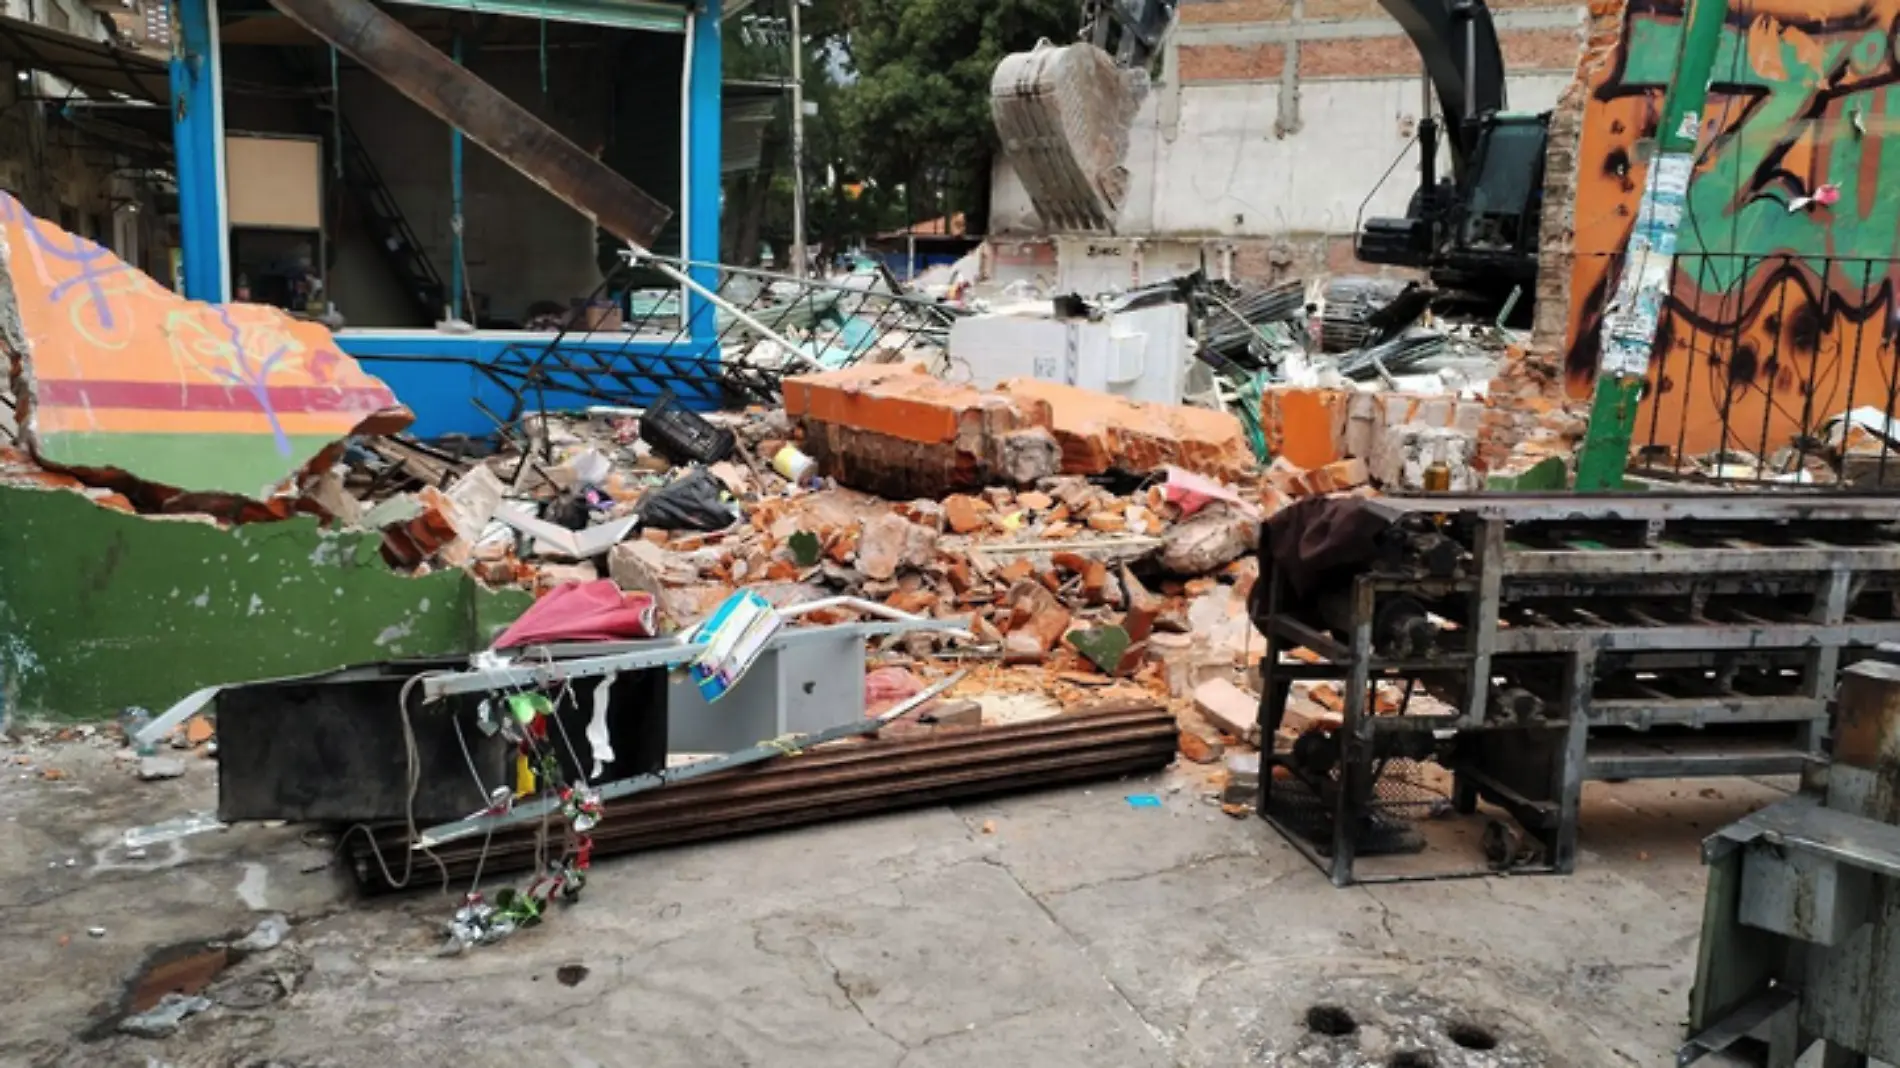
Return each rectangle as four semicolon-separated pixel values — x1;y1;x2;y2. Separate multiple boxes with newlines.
993;73;1571;240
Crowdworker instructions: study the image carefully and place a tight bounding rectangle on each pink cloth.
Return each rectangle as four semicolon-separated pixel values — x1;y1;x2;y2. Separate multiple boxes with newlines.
492;580;658;649
1162;466;1256;518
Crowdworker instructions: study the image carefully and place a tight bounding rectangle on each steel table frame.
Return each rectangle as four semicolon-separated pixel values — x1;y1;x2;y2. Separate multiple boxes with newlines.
1255;495;1900;886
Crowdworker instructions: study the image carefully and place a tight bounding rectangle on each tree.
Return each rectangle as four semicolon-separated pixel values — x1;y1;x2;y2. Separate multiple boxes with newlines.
835;0;1076;232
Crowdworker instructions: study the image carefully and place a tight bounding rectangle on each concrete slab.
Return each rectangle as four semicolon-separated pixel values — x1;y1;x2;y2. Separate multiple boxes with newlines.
0;730;1797;1068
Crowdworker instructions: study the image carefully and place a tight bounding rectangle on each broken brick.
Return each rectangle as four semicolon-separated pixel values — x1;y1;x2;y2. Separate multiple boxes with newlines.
1260;386;1351;470
1311;457;1370;495
851;513;915;577
782;363;1061;497
1159;505;1258;575
1086;512;1126;533
943;493;992;534
1192;678;1261;744
1003;579;1072;660
1016;491;1054;511
998;378;1254;481
1177;730;1223;765
886;588;939;616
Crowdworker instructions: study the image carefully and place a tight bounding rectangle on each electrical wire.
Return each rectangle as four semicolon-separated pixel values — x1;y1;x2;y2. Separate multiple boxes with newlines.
337;672;450;894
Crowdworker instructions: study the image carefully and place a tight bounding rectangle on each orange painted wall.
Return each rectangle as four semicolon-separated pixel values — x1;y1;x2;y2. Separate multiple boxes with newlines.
1563;0;1900;458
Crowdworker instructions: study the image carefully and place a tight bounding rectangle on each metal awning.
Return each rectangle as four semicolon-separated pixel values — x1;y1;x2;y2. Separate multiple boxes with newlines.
724;79;787;175
0;15;167;104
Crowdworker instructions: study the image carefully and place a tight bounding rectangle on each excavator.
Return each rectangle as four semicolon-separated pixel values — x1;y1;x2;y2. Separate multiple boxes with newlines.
991;0;1546;314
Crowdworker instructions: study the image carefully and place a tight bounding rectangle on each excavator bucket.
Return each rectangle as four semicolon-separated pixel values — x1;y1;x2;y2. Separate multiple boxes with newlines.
991;41;1147;233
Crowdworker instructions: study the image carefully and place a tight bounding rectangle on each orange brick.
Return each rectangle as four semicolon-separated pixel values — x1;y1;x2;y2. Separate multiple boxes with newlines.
996;379;1254;481
782;363;976;447
1179;43;1286;83
1300;25;1578;78
1179;0;1291;23
1261;387;1350;470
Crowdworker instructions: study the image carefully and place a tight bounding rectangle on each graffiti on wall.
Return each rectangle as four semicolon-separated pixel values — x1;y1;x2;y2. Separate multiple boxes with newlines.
0;192;408;498
1566;0;1900;460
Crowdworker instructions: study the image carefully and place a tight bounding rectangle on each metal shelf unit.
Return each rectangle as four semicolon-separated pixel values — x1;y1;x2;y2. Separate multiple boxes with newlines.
1253;492;1900;886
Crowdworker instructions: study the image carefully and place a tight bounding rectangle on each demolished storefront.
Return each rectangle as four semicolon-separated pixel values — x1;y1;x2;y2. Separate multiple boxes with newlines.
169;0;727;438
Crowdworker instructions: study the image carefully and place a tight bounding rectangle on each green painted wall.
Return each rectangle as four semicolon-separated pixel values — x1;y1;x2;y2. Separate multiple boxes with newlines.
0;485;530;723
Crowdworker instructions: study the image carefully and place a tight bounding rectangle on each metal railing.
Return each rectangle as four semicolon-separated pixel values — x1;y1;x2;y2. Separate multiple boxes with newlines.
476;253;964;429
1578;251;1900;489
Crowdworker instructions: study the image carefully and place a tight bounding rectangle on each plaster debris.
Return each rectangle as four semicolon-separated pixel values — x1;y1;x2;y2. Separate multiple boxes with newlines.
137;756;187;781
118;994;211;1038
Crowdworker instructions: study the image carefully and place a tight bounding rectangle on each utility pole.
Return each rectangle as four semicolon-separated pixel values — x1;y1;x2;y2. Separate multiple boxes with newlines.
1572;0;1729;490
788;0;808;278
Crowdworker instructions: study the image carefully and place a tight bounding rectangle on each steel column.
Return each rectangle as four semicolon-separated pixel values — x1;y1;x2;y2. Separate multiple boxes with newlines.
683;0;722;349
169;0;229;301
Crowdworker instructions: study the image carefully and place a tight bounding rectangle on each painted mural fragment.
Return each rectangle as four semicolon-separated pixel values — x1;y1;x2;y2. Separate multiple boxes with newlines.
0;193;411;501
1567;0;1900;460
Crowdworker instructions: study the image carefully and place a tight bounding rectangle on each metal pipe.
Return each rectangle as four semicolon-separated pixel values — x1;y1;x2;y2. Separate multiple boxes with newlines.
267;0;672;248
788;0;807;279
448;30;464;322
357;706;1175;891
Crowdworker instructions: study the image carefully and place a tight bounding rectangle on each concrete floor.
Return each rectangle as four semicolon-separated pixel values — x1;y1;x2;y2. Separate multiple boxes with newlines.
0;732;1794;1068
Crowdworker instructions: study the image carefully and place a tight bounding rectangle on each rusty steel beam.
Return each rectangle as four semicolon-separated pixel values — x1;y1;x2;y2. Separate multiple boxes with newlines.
267;0;671;248
351;705;1178;892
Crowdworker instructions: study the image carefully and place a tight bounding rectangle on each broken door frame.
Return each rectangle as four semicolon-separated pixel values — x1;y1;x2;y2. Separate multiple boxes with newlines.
166;0;725;435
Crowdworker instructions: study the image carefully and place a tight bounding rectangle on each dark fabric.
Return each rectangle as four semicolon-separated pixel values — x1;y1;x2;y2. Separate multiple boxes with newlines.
1262;496;1395;601
633;468;739;532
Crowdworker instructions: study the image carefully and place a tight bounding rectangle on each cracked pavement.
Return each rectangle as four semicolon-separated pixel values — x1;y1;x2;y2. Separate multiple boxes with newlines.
0;735;1794;1066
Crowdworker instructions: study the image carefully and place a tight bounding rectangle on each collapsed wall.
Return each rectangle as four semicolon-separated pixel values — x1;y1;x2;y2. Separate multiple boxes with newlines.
0;191;410;513
0;196;524;722
1476;0;1623;484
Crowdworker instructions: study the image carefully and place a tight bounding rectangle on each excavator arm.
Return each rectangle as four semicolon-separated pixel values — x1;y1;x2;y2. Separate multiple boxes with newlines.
990;0;1179;233
1375;0;1509;180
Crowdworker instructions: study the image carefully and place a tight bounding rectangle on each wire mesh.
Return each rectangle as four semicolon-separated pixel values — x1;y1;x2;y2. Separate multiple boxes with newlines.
1578;251;1900;489
478;253;964;429
1264;757;1439;858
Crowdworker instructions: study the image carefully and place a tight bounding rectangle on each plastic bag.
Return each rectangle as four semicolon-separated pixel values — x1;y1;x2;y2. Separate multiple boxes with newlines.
633;468;740;532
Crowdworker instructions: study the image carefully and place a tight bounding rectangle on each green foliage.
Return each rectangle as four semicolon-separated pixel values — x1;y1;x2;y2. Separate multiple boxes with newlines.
720;0;1074;255
837;0;1073;194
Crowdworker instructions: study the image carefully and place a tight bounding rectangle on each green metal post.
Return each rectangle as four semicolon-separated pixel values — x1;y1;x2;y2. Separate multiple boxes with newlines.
1572;0;1729;490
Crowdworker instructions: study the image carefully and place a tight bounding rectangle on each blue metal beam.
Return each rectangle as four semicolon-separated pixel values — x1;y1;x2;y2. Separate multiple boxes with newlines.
169;0;229;301
684;0;721;348
449;31;464;322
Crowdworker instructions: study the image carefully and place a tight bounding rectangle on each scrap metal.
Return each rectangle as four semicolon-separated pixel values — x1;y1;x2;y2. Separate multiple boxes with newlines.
1679;658;1900;1065
354;703;1178;892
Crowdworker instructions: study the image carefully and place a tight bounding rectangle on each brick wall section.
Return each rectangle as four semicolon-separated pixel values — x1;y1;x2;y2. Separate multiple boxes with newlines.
1476;0;1625;479
1181;26;1583;83
1179;0;1293;23
1180;0;1561;21
1178;42;1287;82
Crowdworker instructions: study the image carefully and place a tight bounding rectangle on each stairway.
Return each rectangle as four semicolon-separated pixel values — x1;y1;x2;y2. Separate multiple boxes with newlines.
333;116;447;320
280;46;446;322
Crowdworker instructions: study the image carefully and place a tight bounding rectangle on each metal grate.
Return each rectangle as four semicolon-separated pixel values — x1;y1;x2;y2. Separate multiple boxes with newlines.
476;253;965;433
1577;251;1900;489
1265;758;1438;858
